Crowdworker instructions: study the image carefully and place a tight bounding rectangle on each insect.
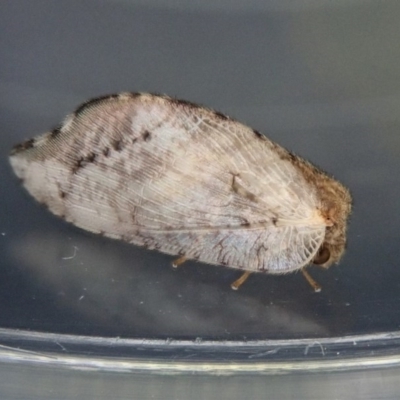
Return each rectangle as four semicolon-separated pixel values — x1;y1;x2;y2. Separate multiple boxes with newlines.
9;93;352;292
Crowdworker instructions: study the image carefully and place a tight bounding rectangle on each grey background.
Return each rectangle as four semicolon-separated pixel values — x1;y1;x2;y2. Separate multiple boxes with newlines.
1;0;400;398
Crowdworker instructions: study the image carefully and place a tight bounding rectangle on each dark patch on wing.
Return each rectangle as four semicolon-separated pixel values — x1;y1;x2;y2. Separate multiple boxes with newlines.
252;129;264;139
256;245;270;273
72;152;97;173
86;152;96;163
231;174;257;202
72;157;84;174
271;142;299;164
74;94;120;116
11;138;35;155
169;97;202;109
51;125;62;138
167;96;233;123
127;92;141;98
111;138;124;152
282;151;298;163
214;111;230;121
142;130;151;141
58;185;67;199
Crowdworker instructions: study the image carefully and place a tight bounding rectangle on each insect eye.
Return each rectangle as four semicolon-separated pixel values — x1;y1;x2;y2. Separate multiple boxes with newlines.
313;246;331;265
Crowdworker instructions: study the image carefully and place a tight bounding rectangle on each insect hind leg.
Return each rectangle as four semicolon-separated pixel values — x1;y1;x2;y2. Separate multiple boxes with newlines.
172;256;187;269
231;271;251;290
301;269;322;292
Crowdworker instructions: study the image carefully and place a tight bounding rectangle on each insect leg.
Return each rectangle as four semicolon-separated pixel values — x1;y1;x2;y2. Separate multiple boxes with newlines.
301;269;322;292
172;256;187;269
231;271;251;290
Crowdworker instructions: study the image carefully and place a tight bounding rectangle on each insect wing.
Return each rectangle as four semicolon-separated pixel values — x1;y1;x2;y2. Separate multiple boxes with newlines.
9;94;326;273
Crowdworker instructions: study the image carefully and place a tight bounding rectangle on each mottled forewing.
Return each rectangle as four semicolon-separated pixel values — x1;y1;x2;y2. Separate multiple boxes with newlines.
9;94;326;273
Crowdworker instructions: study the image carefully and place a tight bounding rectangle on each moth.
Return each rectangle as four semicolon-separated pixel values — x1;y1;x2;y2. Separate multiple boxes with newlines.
9;93;352;291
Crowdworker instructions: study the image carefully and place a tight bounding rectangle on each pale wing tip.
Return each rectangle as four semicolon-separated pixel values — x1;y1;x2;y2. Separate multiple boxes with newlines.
9;136;40;181
9;151;25;181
